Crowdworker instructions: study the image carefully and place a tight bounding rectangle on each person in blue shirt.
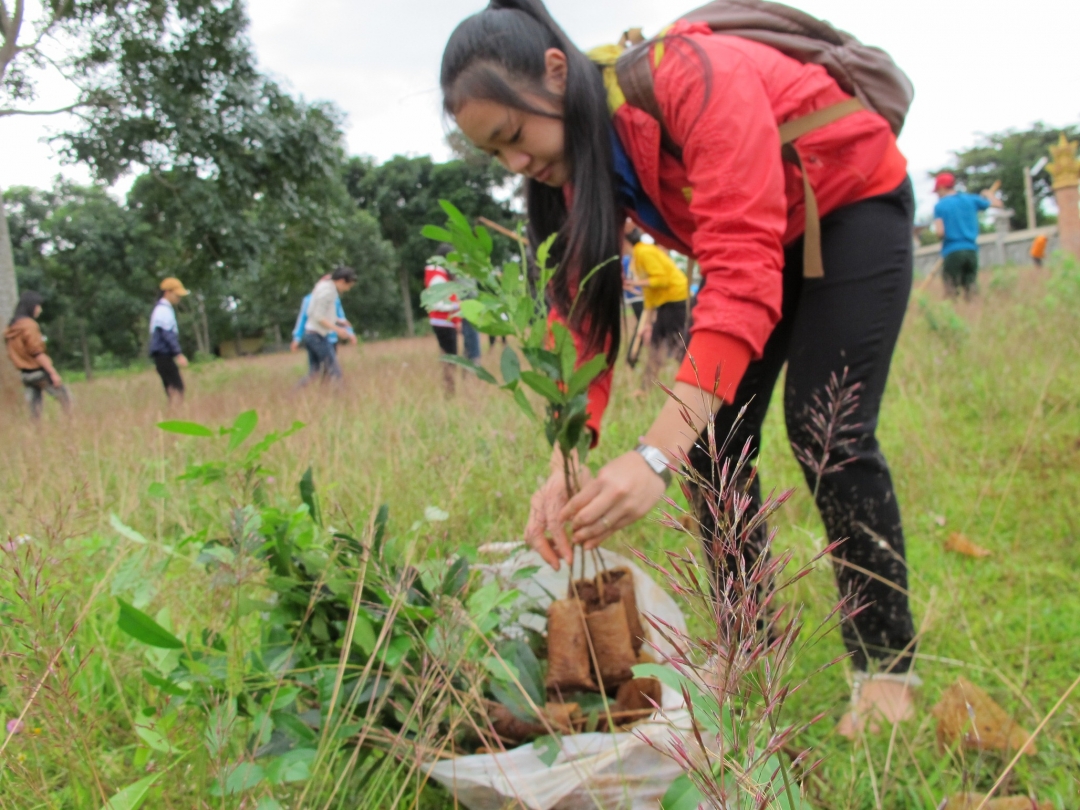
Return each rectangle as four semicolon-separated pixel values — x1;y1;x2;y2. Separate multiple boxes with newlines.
290;277;355;381
933;173;1002;298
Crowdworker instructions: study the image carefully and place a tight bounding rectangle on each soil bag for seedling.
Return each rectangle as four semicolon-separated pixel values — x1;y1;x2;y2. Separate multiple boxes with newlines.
546;598;597;693
426;549;691;810
601;567;645;653
584;601;637;689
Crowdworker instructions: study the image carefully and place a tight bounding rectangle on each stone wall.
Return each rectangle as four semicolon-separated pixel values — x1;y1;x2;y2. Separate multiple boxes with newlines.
914;226;1059;276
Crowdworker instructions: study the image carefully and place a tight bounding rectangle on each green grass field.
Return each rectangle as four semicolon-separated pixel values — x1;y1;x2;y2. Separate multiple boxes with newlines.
1;263;1078;809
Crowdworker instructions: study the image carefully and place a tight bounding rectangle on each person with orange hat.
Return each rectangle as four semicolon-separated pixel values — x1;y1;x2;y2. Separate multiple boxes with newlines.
150;277;190;404
932;173;1002;298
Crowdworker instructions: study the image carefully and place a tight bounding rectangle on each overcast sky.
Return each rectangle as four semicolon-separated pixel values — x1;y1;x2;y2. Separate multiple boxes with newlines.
3;0;1078;222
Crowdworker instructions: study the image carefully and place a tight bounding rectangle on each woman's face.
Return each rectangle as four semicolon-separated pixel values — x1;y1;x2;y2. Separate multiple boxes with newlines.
33;304;42;319
453;49;569;188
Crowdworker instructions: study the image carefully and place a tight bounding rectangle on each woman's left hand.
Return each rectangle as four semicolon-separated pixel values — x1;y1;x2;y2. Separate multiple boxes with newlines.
559;451;667;549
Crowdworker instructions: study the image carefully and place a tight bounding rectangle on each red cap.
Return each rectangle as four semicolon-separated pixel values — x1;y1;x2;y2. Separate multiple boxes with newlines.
934;172;956;192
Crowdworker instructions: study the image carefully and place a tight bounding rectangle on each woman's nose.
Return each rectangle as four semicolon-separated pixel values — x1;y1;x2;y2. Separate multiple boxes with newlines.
501;149;531;174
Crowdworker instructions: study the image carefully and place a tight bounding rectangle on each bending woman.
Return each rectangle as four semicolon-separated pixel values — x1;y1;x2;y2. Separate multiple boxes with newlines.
441;0;917;730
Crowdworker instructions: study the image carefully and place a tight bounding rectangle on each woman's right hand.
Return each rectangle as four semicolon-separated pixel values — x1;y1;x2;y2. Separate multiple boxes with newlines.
524;463;592;570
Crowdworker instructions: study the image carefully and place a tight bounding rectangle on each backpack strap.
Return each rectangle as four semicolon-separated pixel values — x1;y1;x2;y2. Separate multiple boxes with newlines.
615;43;865;279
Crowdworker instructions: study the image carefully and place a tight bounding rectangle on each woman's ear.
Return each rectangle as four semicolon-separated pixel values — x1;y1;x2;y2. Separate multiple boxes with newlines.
542;48;568;97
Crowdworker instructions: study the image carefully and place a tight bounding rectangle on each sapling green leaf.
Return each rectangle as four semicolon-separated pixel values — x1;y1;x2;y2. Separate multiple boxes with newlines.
228;409;258;450
520;371;565;404
100;773;161;810
157;420;214;437
117;599;183;649
500;345;522;385
441;353;498;384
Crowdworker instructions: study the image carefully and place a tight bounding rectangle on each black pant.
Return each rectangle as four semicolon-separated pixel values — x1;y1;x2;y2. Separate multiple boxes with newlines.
153;354;184;395
943;250;978;295
689;179;916;672
433;325;458;355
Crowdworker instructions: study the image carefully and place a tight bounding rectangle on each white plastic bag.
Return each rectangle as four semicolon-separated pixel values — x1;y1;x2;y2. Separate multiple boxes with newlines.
426;549;690;810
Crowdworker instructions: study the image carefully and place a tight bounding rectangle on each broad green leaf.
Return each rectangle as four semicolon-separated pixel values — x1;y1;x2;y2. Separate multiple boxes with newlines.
513;386;537;420
157;420;214;437
146;482;167;499
534;734;561;767
439;199;474;238
351;610;377;656
476;224;493;255
536;233;557;278
660;773;704;810
441;354;497;385
100;774;160;810
228;410;258;451
110;514;147;545
222;762;265;794
257;800;284;810
142;669;189;696
500;345;521;385
135;724;174;753
117;599;182;649
458;298;485;323
552;322;576;383
272;711;317;744
498;638;544;706
567;354;608;398
490;679;536;723
265;747;316;785
481;655;520;684
520;371;564;404
421;224;454;243
299;467;320;526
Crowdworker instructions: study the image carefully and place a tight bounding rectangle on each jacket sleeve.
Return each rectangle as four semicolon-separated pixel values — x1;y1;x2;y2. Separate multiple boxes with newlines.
653;39;787;399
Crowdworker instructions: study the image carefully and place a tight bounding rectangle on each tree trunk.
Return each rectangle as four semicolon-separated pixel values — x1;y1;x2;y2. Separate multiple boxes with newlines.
79;318;93;380
0;187;21;399
398;265;414;336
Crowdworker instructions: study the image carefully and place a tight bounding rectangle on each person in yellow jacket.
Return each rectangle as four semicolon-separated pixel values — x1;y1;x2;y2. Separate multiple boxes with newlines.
623;228;689;393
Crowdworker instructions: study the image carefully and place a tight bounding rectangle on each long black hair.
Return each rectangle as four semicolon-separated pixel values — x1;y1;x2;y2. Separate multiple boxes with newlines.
441;0;622;362
10;291;43;326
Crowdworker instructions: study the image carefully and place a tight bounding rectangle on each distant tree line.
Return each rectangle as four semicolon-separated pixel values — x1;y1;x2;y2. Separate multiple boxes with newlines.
1;0;515;376
6;148;514;375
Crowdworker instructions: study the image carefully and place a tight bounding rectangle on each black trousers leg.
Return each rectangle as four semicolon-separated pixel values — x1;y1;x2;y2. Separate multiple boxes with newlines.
689;180;916;672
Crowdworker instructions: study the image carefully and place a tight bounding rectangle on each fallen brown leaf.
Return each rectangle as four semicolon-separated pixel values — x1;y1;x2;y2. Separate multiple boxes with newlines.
932;678;1035;755
945;532;993;558
946;793;1052;810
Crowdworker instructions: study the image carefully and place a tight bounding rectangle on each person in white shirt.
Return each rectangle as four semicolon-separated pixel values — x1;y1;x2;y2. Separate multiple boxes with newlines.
149;277;190;404
301;266;357;383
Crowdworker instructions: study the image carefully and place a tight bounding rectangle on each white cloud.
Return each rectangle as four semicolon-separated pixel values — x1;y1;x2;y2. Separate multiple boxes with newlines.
3;0;1077;222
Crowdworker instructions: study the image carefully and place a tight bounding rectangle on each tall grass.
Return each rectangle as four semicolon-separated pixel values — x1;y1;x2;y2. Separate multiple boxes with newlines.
1;262;1078;807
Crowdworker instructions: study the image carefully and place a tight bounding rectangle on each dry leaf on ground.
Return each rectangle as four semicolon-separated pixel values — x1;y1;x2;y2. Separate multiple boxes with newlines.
946;793;1052;809
932;678;1035;754
945;532;993;558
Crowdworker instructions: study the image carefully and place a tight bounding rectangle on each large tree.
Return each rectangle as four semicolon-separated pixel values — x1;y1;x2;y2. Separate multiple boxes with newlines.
345;154;516;335
934;121;1080;230
0;0;275;389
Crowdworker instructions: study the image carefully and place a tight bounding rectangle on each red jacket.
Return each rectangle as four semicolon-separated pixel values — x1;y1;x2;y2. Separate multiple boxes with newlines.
424;265;461;327
583;21;908;438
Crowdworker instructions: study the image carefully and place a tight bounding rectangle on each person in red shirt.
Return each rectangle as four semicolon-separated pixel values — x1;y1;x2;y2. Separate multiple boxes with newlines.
442;0;917;729
424;244;463;396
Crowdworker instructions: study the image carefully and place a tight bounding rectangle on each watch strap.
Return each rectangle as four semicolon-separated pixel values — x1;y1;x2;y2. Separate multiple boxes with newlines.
635;444;673;488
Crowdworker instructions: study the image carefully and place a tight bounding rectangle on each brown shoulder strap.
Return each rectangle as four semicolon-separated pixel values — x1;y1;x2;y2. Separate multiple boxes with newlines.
615;45;684;160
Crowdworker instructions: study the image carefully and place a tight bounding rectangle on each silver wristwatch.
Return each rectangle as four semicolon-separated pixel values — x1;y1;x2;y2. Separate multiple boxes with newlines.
635;444;673;488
